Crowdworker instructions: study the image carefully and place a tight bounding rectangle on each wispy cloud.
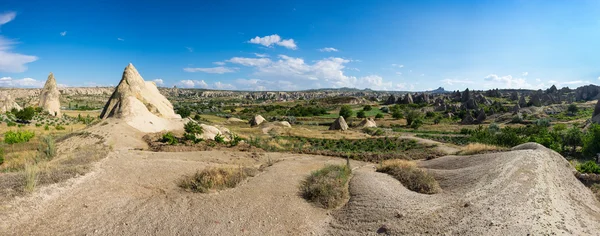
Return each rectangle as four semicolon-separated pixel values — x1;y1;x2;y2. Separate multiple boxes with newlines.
213;61;226;66
522;72;528;76
254;53;269;58
391;64;404;68
319;47;338;52
248;34;297;50
60;31;67;36
441;78;475;85
183;66;236;74
117;38;124;41
185;47;193;52
0;36;38;73
177;80;236;90
0;12;16;26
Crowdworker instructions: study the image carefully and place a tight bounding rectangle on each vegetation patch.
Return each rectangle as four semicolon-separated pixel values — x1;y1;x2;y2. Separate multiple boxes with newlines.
458;143;504;155
179;166;260;193
300;164;351;209
376;159;441;194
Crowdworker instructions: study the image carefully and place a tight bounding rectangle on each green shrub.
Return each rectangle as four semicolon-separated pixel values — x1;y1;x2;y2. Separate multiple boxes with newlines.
375;113;384;119
380;106;389;113
7;121;16;127
0;148;4;165
576;161;600;174
339;105;353;119
214;133;225;143
534;118;551;127
356;110;366;118
363;105;372;111
410;119;423;129
229;133;243;146
392;110;403;119
38;136;56;160
405;110;423;126
55;125;65;130
44;125;49;131
4;130;35;144
567;104;579;115
583;124;600;157
300;165;351;209
161;132;178;145
15;107;35;122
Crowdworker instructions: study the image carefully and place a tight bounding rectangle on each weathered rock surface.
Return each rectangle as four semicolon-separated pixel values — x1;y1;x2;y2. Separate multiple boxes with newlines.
329;116;349;131
38;73;61;117
249;115;266;127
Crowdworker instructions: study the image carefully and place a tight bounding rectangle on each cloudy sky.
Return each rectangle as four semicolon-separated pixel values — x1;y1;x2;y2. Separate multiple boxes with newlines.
1;0;600;91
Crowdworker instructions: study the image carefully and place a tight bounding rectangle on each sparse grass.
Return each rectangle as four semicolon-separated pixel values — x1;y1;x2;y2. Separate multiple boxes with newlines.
24;163;37;192
458;143;504;155
300;164;351;209
376;159;441;194
179;166;258;193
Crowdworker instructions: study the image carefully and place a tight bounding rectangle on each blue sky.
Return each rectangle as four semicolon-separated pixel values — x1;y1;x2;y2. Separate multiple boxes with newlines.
1;0;600;91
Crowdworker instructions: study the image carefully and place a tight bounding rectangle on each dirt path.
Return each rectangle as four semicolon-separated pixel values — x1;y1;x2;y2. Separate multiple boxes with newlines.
329;143;600;235
0;150;363;235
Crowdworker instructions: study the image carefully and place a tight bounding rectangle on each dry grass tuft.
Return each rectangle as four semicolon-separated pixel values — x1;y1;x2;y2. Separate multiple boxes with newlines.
24;163;38;192
458;143;504;155
300;164;351;209
179;166;258;193
377;159;441;194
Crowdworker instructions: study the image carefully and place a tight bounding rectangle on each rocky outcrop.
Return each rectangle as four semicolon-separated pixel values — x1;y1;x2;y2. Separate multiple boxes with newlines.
592;100;600;124
249;115;266;127
401;94;413;104
357;118;377;128
385;95;397;105
575;85;600;101
476;109;487;124
519;95;528;107
513;104;520;114
198;124;231;141
39;73;62;117
460;113;475;125
0;95;21;113
329;116;349;131
100;63;181;132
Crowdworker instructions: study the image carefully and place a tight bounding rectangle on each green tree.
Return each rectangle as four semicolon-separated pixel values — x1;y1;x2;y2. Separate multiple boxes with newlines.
563;126;583;153
375;113;384;119
405;110;423;126
583;124;600;157
15;107;35;122
363;105;372;111
339;105;353;119
392;110;403;120
176;107;191;118
567;104;579;115
357;110;366;118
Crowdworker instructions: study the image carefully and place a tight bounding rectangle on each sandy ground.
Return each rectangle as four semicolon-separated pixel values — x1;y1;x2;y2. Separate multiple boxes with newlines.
0;150;363;235
329;143;600;235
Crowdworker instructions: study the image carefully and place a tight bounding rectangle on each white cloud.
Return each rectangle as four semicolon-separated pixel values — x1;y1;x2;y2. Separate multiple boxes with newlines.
214;81;236;90
522;72;528;76
597;76;600;81
0;36;38;73
185;47;193;52
396;72;402;75
441;78;475;85
227;57;271;67
319;47;338;52
177;80;208;88
117;38;124;41
248;34;297;49
0;77;44;87
60;31;67;36
420;74;425;76
183;66;236;74
229;55;393;90
254;53;269;58
535;78;541;82
391;64;404;68
482;74;543;89
0;12;16;26
213;61;226;66
152;79;164;85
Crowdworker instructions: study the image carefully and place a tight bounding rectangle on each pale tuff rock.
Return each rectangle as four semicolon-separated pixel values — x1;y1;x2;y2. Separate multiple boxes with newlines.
249;115;266;127
100;63;182;133
0;94;21;113
39;73;62;117
198;124;231;141
357;118;377;128
329;116;349;131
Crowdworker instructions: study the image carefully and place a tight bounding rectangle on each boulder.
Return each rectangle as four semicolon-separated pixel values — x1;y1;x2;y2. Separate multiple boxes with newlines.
476;109;487;124
39;73;61;117
99;63;182;133
357;118;377;128
329;116;349;131
198;124;230;141
460;114;475;125
249;115;266;127
227;117;245;123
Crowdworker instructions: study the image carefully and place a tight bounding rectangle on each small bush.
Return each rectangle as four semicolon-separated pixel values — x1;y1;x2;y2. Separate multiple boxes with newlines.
7;121;16;127
229;133;243;146
375;113;384;119
214;133;225;143
363;105;372;111
44;125;50;131
300;165;351;209
55;125;66;130
410;119;423;129
576;161;600;174
376;159;441;194
161;132;178;145
392;110;403;119
356;110;366;119
38;136;57;160
179;166;256;193
4;130;35;144
339;105;353;119
380;106;389;113
405;110;423;126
